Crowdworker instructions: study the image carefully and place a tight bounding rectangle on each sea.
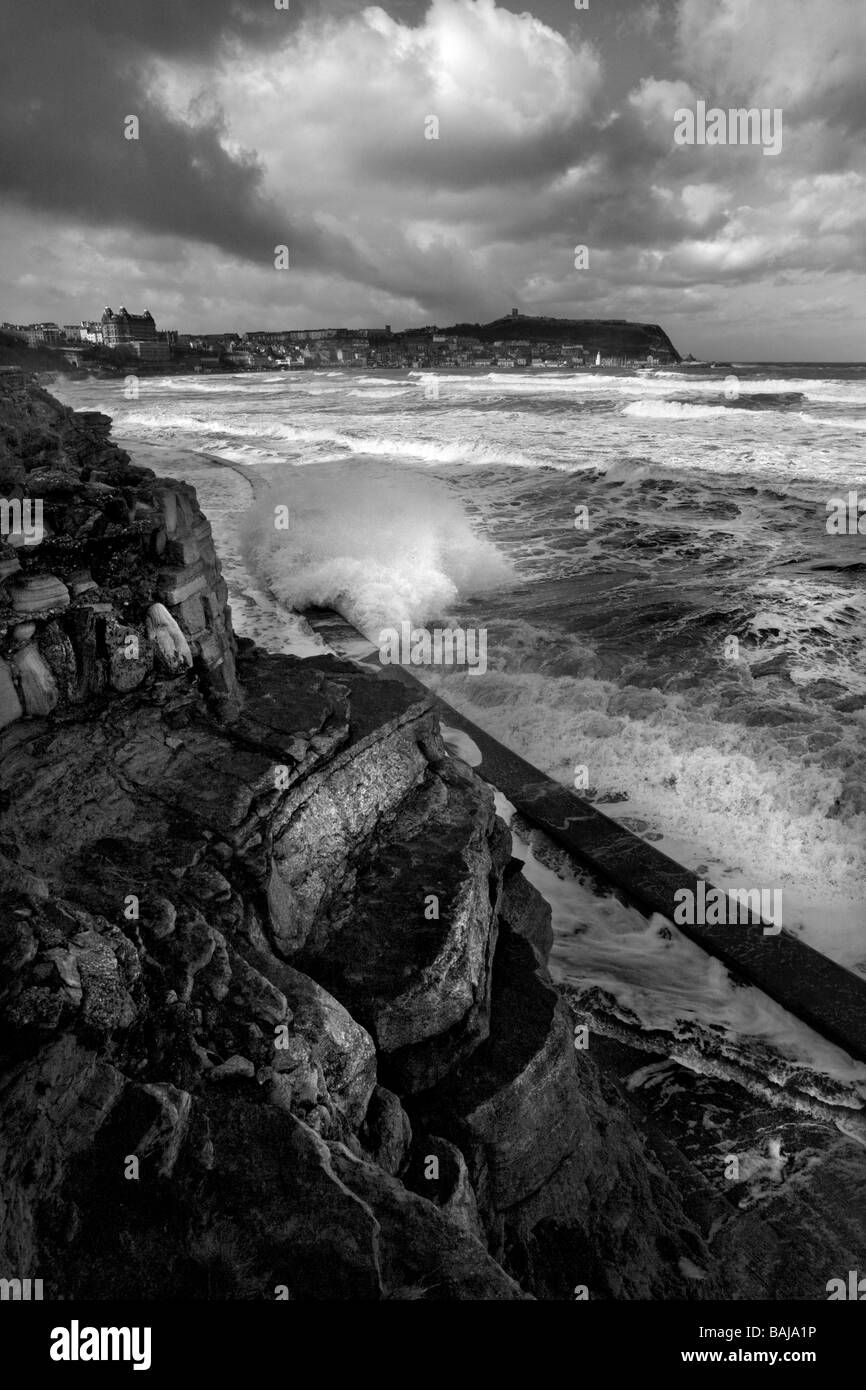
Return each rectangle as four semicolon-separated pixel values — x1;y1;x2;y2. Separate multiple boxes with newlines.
53;363;866;1113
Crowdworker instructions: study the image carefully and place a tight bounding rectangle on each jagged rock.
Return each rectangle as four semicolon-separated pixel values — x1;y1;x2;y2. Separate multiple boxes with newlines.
158;488;196;539
158;562;207;607
62;607;106;701
0;1036;127;1275
167;912;218;1000
262;960;376;1129
499;859;554;966
298;758;507;1094
135;1083;192;1178
404;1135;484;1240
140;897;177;941
185;864;232;902
35;622;77;703
414;924;585;1212
265;670;432;954
210;1056;255;1081
71;932;136;1033
0;918;38;990
8;373;845;1306
165;536;201;568
0;851;48;902
227;949;289;1028
43;948;83;1009
0;656;23;727
12;642;59;716
327;1139;528;1300
360;1086;412;1176
197;926;232;1002
106;617;151;692
4;983;66;1031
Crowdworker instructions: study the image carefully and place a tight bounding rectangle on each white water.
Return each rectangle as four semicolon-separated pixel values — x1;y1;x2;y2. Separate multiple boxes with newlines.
52;365;866;1095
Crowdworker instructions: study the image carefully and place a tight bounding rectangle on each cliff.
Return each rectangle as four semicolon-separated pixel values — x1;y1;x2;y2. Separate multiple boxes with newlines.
0;369;722;1299
444;315;682;360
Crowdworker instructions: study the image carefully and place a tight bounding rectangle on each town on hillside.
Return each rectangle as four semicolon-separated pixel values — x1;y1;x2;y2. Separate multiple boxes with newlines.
1;306;680;374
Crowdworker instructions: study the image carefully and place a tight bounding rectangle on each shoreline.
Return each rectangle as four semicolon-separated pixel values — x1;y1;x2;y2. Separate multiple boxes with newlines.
111;431;866;1082
4;370;866;1302
301;606;866;1080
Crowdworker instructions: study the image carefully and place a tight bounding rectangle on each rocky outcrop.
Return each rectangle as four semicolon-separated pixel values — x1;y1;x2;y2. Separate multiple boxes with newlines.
0;367;238;723
0;372;725;1299
443;315;681;361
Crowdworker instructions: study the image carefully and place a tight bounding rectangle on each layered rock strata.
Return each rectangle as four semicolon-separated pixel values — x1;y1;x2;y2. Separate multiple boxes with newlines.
1;371;725;1299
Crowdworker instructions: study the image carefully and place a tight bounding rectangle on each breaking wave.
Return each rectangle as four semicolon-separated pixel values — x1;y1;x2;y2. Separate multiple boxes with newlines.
239;460;515;636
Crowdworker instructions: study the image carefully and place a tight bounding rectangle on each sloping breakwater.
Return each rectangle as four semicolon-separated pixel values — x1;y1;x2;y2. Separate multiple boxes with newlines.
302;607;866;1068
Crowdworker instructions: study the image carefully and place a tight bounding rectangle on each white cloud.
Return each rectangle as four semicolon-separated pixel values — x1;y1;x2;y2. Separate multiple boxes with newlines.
675;0;866;115
2;0;864;355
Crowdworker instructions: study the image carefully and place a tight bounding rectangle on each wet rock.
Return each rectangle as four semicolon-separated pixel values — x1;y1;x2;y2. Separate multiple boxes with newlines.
498;858;553;966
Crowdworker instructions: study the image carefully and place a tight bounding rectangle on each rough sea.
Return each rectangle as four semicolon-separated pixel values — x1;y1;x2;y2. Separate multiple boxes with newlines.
54;364;866;1115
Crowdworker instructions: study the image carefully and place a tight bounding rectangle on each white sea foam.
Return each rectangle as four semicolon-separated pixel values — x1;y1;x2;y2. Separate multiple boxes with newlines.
119;408;546;470
622;399;752;420
425;665;866;971
238;461;515;635
799;412;866;431
495;791;866;1090
53;367;866;1011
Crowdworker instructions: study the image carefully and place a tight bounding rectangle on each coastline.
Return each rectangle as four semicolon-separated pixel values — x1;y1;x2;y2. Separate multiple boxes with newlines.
5;372;866;1302
113;431;866;1088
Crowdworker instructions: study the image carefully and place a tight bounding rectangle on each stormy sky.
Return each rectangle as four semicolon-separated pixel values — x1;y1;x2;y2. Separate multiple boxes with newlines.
1;0;863;358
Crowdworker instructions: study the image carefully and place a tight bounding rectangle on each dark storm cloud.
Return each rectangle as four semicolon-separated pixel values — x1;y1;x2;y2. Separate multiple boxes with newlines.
0;0;863;356
0;0;371;278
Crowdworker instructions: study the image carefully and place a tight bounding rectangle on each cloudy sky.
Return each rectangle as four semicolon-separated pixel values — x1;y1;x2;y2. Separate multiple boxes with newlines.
1;0;863;358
